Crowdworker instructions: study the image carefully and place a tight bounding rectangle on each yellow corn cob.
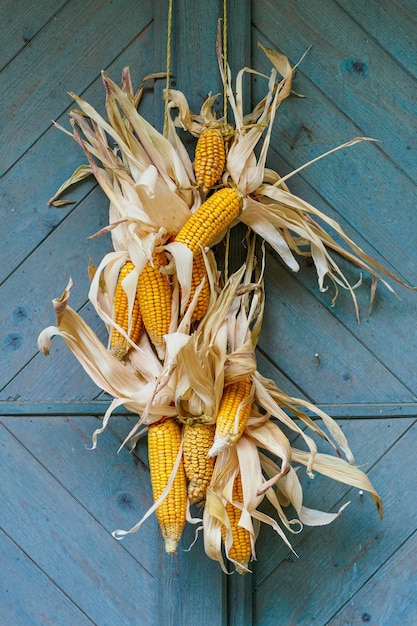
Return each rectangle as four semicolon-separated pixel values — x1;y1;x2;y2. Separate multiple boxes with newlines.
194;127;226;193
185;251;211;321
208;376;253;457
148;417;187;554
183;422;216;503
174;187;241;255
222;472;252;574
137;252;172;360
110;260;143;360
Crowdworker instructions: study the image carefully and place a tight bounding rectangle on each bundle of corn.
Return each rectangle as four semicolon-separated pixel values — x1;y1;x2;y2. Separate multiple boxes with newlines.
39;44;411;573
110;246;382;573
168;43;411;320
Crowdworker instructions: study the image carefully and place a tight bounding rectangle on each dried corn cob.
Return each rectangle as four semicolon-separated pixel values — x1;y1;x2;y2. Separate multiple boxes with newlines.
174;187;241;255
209;376;253;457
194;127;226;193
222;472;252;574
185;251;211;321
148;417;187;554
183;422;216;503
110;260;143;360
137;252;172;360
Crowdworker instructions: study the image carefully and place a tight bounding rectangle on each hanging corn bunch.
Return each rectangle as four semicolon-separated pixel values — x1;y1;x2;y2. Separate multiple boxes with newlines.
38;33;414;576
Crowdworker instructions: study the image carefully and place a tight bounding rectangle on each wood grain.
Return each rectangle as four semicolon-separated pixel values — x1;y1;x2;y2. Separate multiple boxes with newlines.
253;420;416;625
0;0;153;176
2;0;417;623
0;421;156;625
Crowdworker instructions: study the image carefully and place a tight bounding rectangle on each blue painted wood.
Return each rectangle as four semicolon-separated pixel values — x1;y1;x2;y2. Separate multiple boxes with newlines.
331;528;417;625
0;529;94;626
0;421;156;625
341;0;417;80
0;21;155;286
0;0;153;176
0;0;68;71
253;419;417;625
2;415;157;574
0;190;112;395
2;0;417;624
2;399;417;419
253;416;413;588
259;252;416;404
253;0;417;184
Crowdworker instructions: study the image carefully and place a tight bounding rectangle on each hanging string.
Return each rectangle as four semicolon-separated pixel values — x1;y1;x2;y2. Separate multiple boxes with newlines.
222;0;231;281
222;0;228;132
163;0;174;138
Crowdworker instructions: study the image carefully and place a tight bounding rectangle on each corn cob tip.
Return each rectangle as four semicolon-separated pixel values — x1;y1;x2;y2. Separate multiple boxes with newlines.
155;345;166;361
207;436;230;457
188;481;206;504
164;538;179;554
235;561;250;575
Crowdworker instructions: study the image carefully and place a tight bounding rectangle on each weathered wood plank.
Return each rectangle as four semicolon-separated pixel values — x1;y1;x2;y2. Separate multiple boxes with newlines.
0;0;68;71
1;415;226;625
341;0;417;80
2;399;417;419
0;0;153;176
253;420;417;624
1;415;157;575
156;523;226;626
0;189;112;395
1;20;155;287
250;29;417;287
0;530;94;626
258;252;415;404
329;529;417;626
1;300;110;403
248;34;417;401
259;158;417;401
228;572;253;626
0;420;156;625
253;416;413;586
253;0;417;183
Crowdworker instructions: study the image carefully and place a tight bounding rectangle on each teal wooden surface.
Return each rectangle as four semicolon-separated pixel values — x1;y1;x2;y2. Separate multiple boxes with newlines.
253;419;417;625
1;0;417;624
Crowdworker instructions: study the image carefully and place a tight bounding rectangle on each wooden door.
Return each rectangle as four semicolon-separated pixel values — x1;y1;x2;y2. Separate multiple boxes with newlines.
1;1;416;624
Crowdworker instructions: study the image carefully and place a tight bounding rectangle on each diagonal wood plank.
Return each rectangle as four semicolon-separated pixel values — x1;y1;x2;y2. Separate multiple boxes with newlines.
0;421;157;625
1;20;155;287
0;528;94;626
259;252;415;404
340;0;417;80
252;420;416;625
0;0;153;176
329;529;417;625
259;155;417;400
250;52;417;286
1;415;157;574
0;189;112;395
0;1;68;71
253;416;412;586
253;0;417;183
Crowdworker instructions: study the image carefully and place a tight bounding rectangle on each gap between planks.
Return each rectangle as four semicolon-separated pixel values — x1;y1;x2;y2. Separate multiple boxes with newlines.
1;400;416;418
